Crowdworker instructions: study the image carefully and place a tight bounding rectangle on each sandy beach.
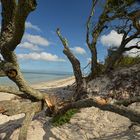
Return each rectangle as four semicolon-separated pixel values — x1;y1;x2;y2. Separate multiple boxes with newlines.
0;76;75;139
0;76;140;140
32;76;75;89
0;76;75;101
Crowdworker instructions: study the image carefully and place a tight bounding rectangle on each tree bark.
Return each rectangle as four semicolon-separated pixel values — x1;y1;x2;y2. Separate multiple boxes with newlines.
55;98;140;124
105;31;140;72
56;28;86;100
18;111;35;140
86;0;140;78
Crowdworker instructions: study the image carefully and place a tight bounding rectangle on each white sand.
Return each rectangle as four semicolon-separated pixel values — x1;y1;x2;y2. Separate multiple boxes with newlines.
0;76;140;140
32;76;75;89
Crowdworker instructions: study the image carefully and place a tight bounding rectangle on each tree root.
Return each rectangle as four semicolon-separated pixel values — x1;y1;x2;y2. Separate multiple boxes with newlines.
0;100;43;140
18;111;35;140
54;98;140;124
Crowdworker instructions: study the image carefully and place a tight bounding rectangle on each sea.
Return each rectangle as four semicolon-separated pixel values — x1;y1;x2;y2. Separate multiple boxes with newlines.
0;70;73;86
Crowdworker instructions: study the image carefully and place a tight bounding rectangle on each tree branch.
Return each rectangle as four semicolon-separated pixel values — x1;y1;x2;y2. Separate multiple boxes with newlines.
0;1;44;101
0;100;42;140
0;0;37;51
0;0;16;33
56;28;83;88
0;86;24;96
18;111;35;140
115;96;140;107
55;98;140;124
124;45;140;51
86;0;98;47
0;100;42;116
8;0;37;51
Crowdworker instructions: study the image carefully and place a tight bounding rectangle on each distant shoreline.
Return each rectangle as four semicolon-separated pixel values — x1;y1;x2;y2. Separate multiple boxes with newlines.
21;70;73;75
31;76;75;89
0;72;73;86
0;76;75;101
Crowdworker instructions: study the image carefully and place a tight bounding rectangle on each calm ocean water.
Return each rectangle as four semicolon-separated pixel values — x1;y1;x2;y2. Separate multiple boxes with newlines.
0;71;73;86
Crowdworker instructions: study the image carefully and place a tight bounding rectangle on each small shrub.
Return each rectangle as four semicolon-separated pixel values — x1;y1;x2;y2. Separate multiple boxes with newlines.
115;56;140;67
52;109;79;126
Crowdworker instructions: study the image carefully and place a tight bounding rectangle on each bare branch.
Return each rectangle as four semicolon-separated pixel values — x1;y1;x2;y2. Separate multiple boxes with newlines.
8;0;37;51
0;0;16;32
117;20;132;41
0;86;24;96
0;61;18;78
124;45;140;51
115;96;140;107
0;69;6;77
56;28;83;87
128;10;140;19
0;100;42;116
0;0;37;51
124;31;140;46
0;100;42;140
56;98;140;124
18;111;35;140
86;0;98;47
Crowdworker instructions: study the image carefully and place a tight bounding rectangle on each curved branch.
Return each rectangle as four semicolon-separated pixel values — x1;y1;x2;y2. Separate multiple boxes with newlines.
0;100;42;140
0;100;42;116
0;85;37;100
56;98;140;124
0;86;24;96
56;28;83;87
86;0;98;47
0;70;6;77
115;96;140;107
0;51;44;100
18;111;35;140
1;0;16;33
124;45;140;51
0;0;37;51
8;0;37;51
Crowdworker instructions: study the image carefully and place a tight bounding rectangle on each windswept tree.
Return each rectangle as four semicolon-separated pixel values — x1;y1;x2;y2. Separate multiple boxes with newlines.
0;1;140;140
57;0;140;79
56;0;140;91
86;0;140;76
0;1;48;139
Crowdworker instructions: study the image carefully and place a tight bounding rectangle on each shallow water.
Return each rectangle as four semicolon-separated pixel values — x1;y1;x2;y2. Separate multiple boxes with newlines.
0;71;72;86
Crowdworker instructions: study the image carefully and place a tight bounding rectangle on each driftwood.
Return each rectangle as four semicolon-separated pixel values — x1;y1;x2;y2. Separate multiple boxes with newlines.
0;100;43;140
55;98;140;124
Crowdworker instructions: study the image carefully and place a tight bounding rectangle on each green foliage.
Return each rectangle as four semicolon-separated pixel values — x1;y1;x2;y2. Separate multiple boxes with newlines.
107;0;135;8
107;0;122;7
115;56;140;67
0;61;5;68
52;109;79;126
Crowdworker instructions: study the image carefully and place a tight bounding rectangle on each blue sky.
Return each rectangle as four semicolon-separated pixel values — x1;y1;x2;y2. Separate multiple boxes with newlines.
1;0;139;73
16;0;104;72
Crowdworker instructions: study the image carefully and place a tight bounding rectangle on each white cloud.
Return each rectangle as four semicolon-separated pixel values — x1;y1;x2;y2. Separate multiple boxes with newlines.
70;46;86;55
100;30;140;57
17;52;65;62
24;34;50;47
25;22;41;32
0;54;3;60
19;42;41;51
126;39;140;57
125;48;140;57
100;30;140;48
100;30;123;47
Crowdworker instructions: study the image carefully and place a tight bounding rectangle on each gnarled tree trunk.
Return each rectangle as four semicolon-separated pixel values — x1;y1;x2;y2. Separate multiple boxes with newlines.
56;28;87;100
